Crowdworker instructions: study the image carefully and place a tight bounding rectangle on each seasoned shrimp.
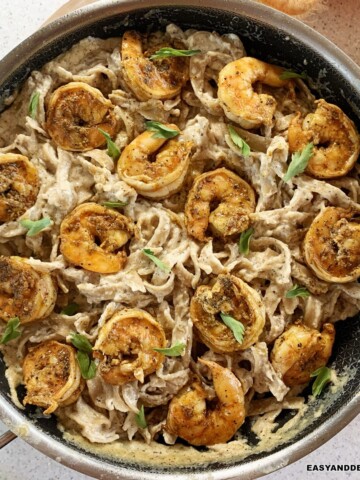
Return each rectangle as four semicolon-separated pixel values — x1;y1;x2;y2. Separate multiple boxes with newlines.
218;57;290;129
118;126;192;199
0;154;39;222
258;0;317;15
45;82;118;151
121;30;189;101
0;256;57;324
23;340;84;414
185;168;255;242
93;308;166;385
271;323;335;387
190;274;265;353
288;99;360;178
165;359;245;446
304;207;360;283
60;203;136;274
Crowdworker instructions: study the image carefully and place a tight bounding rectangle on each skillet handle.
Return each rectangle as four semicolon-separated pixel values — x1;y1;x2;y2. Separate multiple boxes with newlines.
0;430;17;449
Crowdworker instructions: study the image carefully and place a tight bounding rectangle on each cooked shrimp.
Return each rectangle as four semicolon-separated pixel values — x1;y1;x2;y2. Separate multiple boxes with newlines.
190;274;265;353
93;308;166;385
271;323;335;387
118;126;192;199
218;57;290;129
165;359;245;446
23;340;84;414
185;168;255;242
288;99;360;178
60;203;136;274
121;30;189;101
304;206;360;283
258;0;318;16
0;154;39;222
0;256;57;324
45;82;118;151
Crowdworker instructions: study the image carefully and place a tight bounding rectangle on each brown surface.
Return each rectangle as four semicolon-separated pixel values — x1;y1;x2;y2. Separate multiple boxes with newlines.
46;0;359;64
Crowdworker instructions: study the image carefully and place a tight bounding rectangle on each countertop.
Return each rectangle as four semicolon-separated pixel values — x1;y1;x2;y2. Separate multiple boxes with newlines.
0;1;359;479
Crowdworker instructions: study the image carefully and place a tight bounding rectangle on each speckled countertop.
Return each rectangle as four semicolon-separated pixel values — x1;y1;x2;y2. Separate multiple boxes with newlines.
0;1;359;479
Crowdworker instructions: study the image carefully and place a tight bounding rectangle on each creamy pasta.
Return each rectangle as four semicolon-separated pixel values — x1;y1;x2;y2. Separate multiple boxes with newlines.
0;24;359;453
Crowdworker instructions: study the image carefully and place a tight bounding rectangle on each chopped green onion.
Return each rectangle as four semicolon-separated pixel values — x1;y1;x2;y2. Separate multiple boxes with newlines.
220;312;245;344
102;201;128;209
310;366;332;397
70;332;93;354
98;128;120;160
238;227;254;255
228;125;251;157
61;303;79;316
285;285;310;299
142;248;171;273
153;342;186;357
0;317;21;345
28;91;40;119
283;143;314;182
149;47;201;60
145;121;180;139
280;70;308;80
76;350;97;380
135;405;147;429
20;217;53;236
70;332;96;380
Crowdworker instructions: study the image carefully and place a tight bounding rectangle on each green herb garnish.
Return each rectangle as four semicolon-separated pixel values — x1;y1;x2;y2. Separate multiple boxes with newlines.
0;317;21;345
283;142;314;182
76;351;97;380
153;342;186;357
285;285;310;299
102;201;128;209
149;47;201;60
20;217;53;236
70;332;96;379
135;405;147;429
310;366;332;397
98;128;120;160
228;125;251;157
28;91;40;119
142;248;171;273
61;303;79;316
145;121;180;140
280;70;308;80
220;312;245;344
70;332;93;354
238;227;254;255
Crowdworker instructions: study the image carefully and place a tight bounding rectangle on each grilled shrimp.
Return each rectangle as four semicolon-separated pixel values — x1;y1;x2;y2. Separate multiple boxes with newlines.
165;359;245;446
93;308;166;385
258;0;317;15
121;30;189;101
304;207;360;283
0;256;57;324
271;323;335;387
118;126;192;199
190;274;265;353
45;82;118;151
60;203;136;274
23;340;84;414
185;168;255;242
288;99;360;178
0;154;39;222
218;57;290;129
